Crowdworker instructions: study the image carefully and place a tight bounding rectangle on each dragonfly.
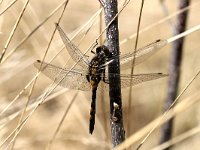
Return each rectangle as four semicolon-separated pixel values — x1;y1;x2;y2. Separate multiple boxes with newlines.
34;23;168;134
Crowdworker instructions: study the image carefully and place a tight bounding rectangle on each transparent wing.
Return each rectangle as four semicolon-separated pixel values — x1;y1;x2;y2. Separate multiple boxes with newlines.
56;23;90;68
119;39;167;70
34;60;91;91
119;73;167;88
99;72;167;90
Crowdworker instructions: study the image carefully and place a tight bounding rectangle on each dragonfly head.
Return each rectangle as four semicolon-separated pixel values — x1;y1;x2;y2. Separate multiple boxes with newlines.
96;45;112;58
96;46;102;54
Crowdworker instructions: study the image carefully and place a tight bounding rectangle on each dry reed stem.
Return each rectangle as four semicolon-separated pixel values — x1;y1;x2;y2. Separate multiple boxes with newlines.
167;24;200;43
115;90;200;150
45;134;111;149
1;0;71;63
127;0;144;138
3;0;132;147
1;0;134;65
1;3;104;146
44;4;102;149
0;4;102;118
0;0;30;63
45;92;78;150
1;0;198;138
136;67;200;149
21;0;132;114
159;0;176;32
8;1;70;149
0;89;68;128
115;67;200;150
152;125;200;150
1;0;198;133
0;0;18;16
98;0;105;8
120;1;200;46
0;0;198;149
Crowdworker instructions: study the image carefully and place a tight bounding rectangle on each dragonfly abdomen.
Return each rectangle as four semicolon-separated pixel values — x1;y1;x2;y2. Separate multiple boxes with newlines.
89;87;97;134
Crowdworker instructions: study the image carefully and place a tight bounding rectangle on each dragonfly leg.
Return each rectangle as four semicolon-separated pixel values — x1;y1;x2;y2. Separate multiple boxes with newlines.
103;69;109;84
89;87;97;134
112;102;120;122
86;74;90;82
103;79;109;84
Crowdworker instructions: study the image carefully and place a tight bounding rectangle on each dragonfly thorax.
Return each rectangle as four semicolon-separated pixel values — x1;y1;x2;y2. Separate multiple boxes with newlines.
86;45;111;86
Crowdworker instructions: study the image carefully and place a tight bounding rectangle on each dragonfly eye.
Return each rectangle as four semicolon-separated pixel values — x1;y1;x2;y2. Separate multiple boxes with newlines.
96;46;102;54
108;52;113;58
99;45;112;57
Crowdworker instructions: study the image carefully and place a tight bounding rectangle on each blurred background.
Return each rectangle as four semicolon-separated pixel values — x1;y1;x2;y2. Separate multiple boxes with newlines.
0;0;200;149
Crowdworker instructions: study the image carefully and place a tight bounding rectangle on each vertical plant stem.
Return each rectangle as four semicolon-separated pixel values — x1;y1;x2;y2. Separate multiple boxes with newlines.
104;0;125;147
160;0;190;149
127;0;144;139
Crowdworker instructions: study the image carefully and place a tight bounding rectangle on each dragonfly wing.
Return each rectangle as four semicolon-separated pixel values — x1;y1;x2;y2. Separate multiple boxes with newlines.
100;73;167;90
34;60;91;91
119;73;167;88
56;24;90;68
120;39;167;70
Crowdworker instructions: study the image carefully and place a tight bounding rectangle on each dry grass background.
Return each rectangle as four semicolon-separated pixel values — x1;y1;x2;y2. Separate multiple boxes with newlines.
0;0;200;149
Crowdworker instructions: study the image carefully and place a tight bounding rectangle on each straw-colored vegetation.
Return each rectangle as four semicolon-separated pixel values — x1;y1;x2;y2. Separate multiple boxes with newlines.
0;0;200;149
